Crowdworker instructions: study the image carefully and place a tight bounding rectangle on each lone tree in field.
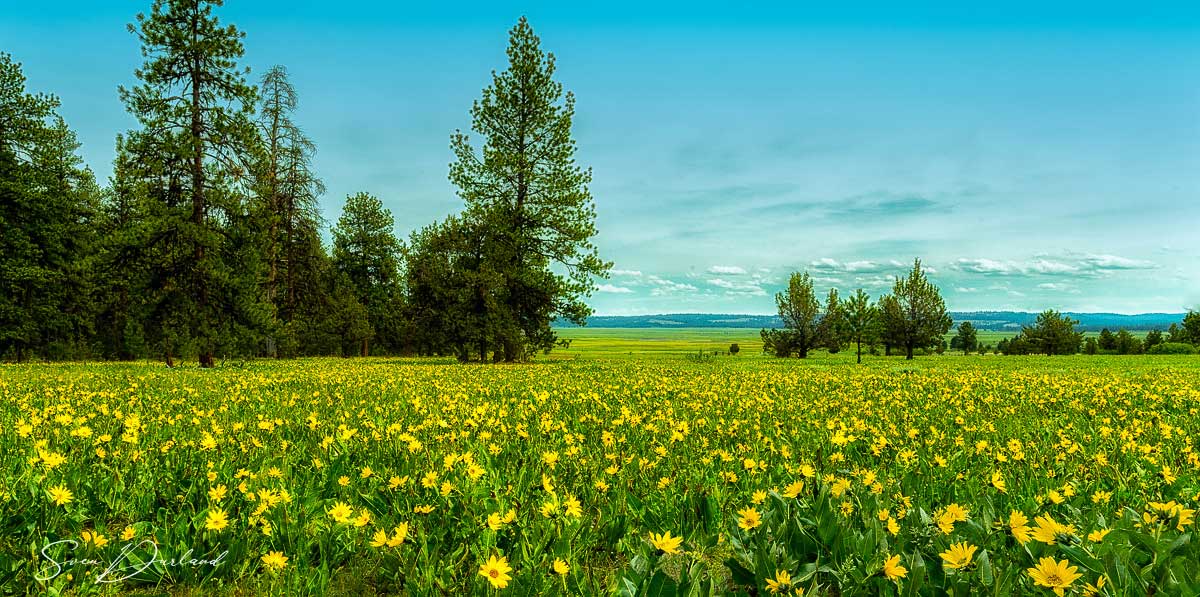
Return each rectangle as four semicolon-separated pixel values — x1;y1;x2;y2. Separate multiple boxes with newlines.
120;0;265;367
843;288;878;364
449;17;611;361
771;271;822;358
1020;310;1082;355
332;192;403;357
951;321;978;354
882;259;952;360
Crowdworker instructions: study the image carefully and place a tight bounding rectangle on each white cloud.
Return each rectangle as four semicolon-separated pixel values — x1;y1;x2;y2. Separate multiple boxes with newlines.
953;258;1022;275
1079;254;1155;270
596;284;634;294
953;254;1157;278
847;260;883;272
707;265;747;275
1036;282;1081;294
851;274;896;289
647;276;698;296
810;258;906;275
611;269;643;277
1026;259;1080;275
706;278;767;296
955;287;979;293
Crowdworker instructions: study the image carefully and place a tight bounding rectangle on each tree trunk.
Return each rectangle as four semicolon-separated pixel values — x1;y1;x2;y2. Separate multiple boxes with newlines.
265;90;281;317
190;15;211;369
503;87;530;363
165;349;174;368
856;340;862;364
905;343;914;360
360;338;368;358
285;191;295;320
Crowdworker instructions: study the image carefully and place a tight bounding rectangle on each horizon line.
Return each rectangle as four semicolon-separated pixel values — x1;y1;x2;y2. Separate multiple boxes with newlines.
583;309;1190;318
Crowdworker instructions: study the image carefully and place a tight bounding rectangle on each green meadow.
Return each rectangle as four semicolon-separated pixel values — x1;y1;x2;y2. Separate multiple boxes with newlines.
550;328;1157;360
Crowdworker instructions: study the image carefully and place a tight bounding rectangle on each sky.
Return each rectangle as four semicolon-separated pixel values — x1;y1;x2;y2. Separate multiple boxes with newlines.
4;1;1198;315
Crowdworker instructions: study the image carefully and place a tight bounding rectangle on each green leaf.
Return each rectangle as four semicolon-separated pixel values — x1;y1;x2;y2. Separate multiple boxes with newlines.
904;551;926;597
976;550;993;587
645;570;678;597
724;557;757;587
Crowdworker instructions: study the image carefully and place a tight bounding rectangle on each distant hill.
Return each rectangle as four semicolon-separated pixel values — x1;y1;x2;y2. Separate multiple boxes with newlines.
554;312;1187;332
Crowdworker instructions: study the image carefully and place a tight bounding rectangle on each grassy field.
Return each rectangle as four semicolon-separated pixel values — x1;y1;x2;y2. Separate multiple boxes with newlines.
552;328;1157;358
2;338;1198;595
553;328;764;358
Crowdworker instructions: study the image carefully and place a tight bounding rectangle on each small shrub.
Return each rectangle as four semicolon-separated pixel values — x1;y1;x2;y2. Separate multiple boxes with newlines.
1147;342;1197;355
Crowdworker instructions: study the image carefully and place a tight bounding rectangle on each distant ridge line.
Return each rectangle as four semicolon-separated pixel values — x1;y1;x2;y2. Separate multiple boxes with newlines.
554;312;1187;332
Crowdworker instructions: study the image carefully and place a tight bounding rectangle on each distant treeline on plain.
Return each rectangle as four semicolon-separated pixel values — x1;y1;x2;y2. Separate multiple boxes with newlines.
555;312;1188;332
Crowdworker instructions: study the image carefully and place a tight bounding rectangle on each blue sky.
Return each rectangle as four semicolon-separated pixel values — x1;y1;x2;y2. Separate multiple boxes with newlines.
4;1;1198;314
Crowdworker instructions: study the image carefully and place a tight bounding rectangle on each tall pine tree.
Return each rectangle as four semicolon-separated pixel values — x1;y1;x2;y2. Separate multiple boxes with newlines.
331;192;403;356
0;53;100;361
253;65;326;355
449;17;610;362
883;258;953;360
119;0;267;366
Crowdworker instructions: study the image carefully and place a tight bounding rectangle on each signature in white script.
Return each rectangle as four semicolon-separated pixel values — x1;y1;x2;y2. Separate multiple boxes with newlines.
37;539;228;584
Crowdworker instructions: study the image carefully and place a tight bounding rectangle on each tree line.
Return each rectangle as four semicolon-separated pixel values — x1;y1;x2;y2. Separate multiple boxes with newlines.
762;259;1200;360
762;259;954;361
996;311;1200;356
0;1;608;365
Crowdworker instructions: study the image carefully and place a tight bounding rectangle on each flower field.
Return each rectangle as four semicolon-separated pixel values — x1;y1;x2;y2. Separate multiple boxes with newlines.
1;356;1198;595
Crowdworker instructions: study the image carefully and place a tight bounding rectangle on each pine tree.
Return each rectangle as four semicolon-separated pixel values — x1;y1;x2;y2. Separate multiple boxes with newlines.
0;53;100;361
331;192;403;356
819;288;846;353
93;138;151;359
1182;311;1200;345
119;0;266;367
1020;311;1081;355
253;65;326;354
449;17;611;361
885;258;953;360
404;215;504;361
772;272;822;358
844;289;878;364
952;321;978;354
877;294;903;356
282;235;370;357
